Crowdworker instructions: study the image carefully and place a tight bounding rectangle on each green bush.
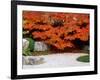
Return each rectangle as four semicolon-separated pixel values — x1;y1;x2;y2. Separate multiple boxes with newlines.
23;38;35;56
77;55;90;62
26;38;35;52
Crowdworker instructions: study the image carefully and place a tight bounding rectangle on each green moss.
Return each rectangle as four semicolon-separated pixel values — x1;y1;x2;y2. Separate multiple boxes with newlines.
77;55;90;63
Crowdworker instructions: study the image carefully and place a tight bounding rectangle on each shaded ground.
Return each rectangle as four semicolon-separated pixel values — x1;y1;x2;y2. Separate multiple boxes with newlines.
23;53;89;69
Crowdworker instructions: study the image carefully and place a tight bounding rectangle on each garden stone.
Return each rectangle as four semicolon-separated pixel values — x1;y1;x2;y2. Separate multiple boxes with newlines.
23;39;29;50
22;56;44;65
34;41;48;51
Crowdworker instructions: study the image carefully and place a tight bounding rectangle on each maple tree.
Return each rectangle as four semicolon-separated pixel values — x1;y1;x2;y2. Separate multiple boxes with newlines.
23;11;89;50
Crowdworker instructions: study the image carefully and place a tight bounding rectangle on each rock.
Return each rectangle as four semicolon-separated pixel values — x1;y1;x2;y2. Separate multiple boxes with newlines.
22;56;29;65
22;56;44;65
22;39;29;50
28;58;35;65
34;41;48;51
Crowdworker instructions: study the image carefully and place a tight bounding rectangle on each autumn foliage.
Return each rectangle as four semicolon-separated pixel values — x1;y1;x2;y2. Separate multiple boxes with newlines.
23;11;89;50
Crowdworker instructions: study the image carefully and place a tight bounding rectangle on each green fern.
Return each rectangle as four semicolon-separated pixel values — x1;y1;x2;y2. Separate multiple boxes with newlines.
23;48;31;56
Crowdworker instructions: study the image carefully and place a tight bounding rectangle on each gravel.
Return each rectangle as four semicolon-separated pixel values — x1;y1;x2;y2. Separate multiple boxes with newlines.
23;53;89;69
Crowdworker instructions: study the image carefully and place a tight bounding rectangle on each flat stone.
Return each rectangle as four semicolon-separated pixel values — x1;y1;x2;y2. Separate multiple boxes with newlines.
22;56;44;65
